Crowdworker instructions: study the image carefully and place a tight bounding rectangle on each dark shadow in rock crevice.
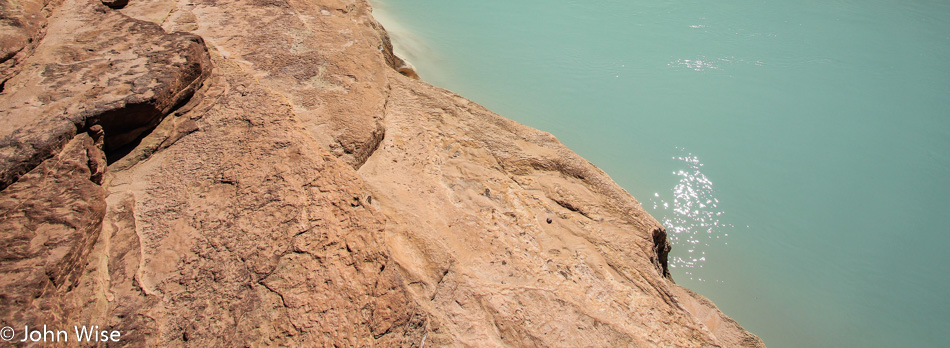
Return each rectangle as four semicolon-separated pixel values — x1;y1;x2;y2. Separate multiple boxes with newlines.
102;90;198;164
105;127;150;165
651;227;672;280
96;102;163;164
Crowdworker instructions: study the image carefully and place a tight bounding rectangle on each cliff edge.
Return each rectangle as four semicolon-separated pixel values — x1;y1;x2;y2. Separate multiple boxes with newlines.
0;0;764;346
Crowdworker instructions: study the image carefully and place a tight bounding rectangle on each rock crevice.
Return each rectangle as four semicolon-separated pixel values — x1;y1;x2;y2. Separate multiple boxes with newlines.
0;0;210;190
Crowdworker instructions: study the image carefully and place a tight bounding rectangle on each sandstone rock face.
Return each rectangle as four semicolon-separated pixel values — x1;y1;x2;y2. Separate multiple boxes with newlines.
0;131;106;332
0;0;51;77
0;0;764;346
0;0;209;190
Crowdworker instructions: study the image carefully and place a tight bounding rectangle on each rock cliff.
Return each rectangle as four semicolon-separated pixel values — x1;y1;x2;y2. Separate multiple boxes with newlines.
0;0;764;346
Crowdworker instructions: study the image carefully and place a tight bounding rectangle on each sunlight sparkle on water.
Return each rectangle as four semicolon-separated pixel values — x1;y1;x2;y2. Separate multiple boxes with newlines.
650;148;734;282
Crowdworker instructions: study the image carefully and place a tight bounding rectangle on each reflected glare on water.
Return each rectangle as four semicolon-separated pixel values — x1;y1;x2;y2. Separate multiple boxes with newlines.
650;148;734;282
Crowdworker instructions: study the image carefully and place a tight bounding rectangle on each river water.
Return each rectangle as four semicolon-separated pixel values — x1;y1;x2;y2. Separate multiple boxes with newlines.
370;1;950;346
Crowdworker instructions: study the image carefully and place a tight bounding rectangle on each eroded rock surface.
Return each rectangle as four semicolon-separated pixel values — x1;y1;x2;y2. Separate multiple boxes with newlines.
0;0;764;346
0;130;106;332
0;0;51;77
0;0;209;190
83;56;427;345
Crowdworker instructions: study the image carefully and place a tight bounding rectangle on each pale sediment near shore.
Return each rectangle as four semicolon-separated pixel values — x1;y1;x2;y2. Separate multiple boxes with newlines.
0;0;763;345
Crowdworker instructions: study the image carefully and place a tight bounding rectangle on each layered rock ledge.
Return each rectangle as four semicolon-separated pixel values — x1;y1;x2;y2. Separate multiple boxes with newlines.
0;0;764;346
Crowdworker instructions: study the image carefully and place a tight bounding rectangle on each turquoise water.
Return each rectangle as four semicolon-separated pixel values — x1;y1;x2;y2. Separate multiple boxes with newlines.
370;1;950;347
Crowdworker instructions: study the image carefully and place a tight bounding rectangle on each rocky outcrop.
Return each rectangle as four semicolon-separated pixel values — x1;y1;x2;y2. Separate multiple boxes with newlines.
0;0;209;190
0;0;51;78
0;130;107;333
0;0;764;346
